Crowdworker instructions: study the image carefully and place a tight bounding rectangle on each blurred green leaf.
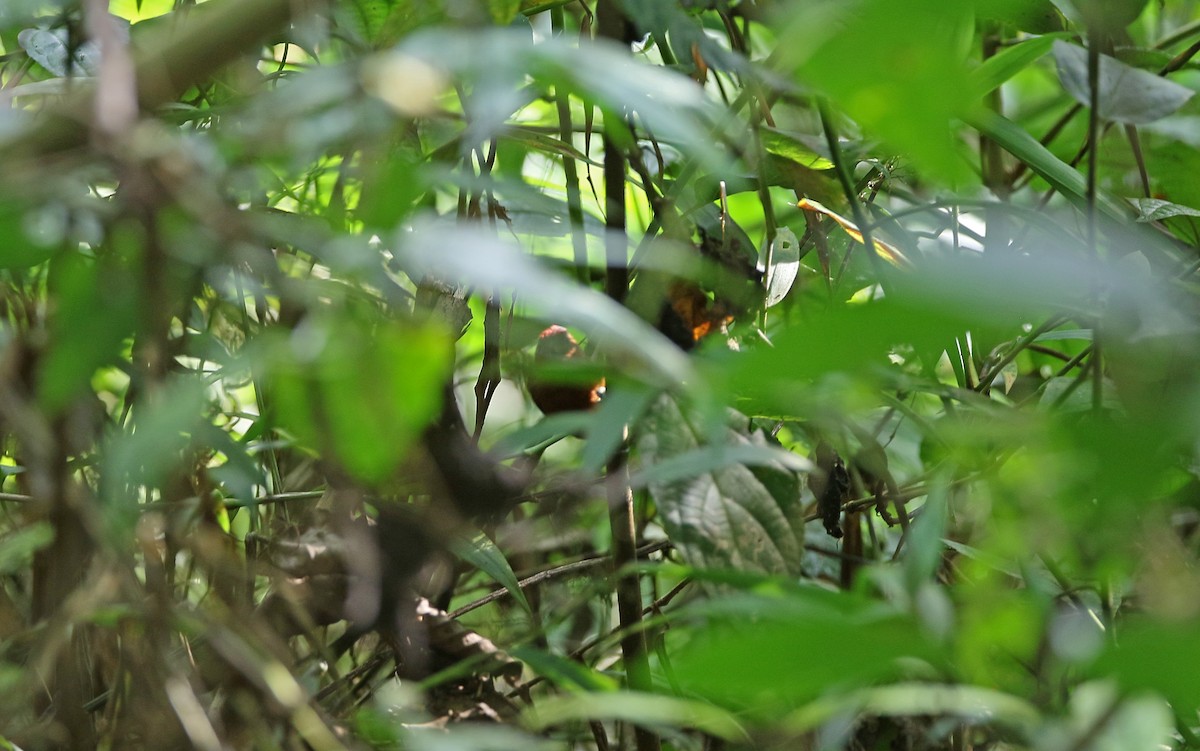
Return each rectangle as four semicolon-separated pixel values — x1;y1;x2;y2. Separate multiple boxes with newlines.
1090;619;1200;709
674;589;947;711
270;315;451;483
974;0;1066;32
1053;41;1193;125
0;523;54;575
38;251;138;413
524;691;749;742
971;34;1062;97
786;0;976;183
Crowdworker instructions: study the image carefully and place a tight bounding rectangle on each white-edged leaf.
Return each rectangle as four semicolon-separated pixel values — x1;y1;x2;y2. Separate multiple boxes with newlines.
764;227;800;307
1053;41;1193;125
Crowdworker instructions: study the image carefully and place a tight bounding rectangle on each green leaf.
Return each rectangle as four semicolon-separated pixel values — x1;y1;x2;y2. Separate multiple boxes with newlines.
451;533;532;615
1053;41;1194;125
674;590;947;712
758;127;833;170
966;108;1130;219
635;396;806;576
0;522;54;574
970;34;1062;97
270;315;452;483
1129;197;1200;223
523;691;749;742
785;683;1041;734
1090;619;1200;708
974;0;1066;33
395;222;697;394
510;646;618;693
904;480;949;591
38;250;139;412
786;0;976;183
0;200;57;270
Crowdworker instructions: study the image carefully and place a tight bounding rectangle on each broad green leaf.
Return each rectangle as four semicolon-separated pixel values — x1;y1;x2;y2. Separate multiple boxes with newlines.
38;250;139;413
394;222;696;394
758;128;833;170
1090;619;1200;708
635;396;806;576
674;590;946;712
270;315;451;483
785;0;976;183
974;0;1066;32
1128;197;1200;223
451;533;532;615
0;200;57;270
785;683;1042;734
1036;681;1173;751
1053;41;1193;125
904;480;949;591
0;523;54;574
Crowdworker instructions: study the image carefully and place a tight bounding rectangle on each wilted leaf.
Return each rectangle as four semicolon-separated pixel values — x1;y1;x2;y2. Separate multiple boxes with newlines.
635;396;806;576
798;198;911;268
1053;41;1193;125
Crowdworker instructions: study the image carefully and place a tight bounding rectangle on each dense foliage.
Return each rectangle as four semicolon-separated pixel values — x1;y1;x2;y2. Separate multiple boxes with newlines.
3;0;1200;749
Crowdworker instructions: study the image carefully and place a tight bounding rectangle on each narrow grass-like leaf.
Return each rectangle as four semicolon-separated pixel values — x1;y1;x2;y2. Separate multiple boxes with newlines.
965;108;1130;219
451;533;532;615
970;34;1061;97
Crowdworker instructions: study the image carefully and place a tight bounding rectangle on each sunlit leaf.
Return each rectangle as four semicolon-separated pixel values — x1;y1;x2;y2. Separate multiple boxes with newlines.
798;198;911;268
524;691;749;742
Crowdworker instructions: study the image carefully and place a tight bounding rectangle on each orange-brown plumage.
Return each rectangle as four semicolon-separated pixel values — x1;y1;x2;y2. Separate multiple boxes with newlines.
528;325;605;415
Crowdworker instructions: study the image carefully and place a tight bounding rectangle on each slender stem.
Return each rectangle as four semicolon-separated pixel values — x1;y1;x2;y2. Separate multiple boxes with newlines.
596;3;659;749
818;98;886;287
552;7;590;285
1085;29;1103;411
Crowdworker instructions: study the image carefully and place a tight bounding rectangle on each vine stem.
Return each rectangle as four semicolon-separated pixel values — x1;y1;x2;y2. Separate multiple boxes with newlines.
1085;25;1103;412
596;2;659;750
817;98;887;289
